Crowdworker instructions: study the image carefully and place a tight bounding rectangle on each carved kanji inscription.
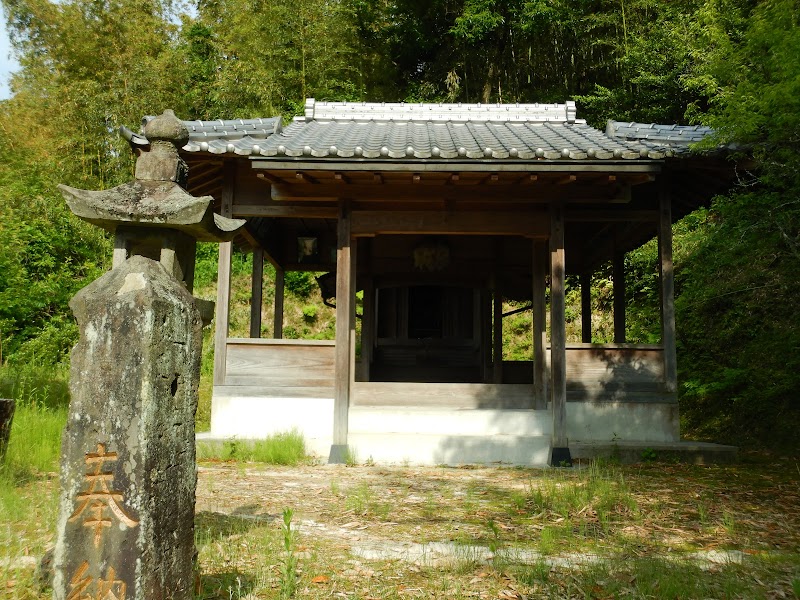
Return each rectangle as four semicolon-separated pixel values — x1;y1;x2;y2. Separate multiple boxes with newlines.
67;561;127;600
69;443;138;546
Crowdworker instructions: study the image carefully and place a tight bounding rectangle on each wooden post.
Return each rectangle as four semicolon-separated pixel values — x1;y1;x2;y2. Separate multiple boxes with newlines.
550;201;571;465
273;268;285;339
213;165;235;386
481;288;493;383
532;239;548;409
250;248;264;338
613;247;626;343
580;272;592;343
493;286;503;384
361;278;374;382
659;185;678;393
331;200;354;463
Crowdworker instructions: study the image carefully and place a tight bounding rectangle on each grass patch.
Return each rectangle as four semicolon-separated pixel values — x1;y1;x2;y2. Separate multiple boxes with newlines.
0;403;66;487
0;364;66;596
0;362;70;411
0;362;68;488
197;430;309;465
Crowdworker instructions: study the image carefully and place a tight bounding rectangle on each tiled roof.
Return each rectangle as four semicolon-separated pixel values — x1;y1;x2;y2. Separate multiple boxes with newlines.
303;98;580;123
122;116;283;154
606;121;713;146
127;100;714;161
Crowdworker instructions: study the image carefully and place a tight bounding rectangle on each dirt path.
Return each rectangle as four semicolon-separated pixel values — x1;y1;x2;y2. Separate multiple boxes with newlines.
191;460;800;599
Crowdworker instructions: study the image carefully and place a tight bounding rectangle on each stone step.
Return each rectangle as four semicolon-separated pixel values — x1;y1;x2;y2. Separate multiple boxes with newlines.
349;406;550;437
348;432;552;466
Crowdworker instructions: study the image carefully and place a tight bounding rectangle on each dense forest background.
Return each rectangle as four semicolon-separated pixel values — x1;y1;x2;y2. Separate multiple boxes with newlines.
0;0;797;449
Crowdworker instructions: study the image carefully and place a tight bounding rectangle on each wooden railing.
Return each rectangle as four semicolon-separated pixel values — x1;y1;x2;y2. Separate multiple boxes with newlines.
221;338;335;397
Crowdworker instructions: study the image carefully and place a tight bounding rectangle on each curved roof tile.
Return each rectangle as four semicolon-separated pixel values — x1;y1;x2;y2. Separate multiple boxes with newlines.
129;101;708;162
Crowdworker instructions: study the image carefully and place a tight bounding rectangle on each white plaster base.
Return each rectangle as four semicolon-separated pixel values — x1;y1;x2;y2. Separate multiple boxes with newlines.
210;392;334;458
349;432;552;466
208;390;680;463
566;401;679;443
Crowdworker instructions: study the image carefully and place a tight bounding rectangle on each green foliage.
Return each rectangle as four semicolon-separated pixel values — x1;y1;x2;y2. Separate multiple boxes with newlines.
196;430;309;465
284;271;316;298
302;304;317;322
0;137;109;363
671;0;800;449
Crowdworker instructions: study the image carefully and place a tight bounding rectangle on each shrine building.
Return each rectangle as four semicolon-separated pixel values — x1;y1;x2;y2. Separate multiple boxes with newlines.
125;99;735;465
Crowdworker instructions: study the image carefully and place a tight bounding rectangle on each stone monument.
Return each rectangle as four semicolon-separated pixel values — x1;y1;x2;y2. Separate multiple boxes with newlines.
52;110;244;599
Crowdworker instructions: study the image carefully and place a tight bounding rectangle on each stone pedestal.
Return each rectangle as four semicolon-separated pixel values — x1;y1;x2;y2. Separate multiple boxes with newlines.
52;256;201;600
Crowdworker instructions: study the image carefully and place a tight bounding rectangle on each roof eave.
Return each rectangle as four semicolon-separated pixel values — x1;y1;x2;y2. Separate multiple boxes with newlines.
248;158;664;173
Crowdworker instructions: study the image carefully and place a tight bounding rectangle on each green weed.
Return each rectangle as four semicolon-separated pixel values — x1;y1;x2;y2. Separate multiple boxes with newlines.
279;508;298;599
345;481;391;519
196;430;308;465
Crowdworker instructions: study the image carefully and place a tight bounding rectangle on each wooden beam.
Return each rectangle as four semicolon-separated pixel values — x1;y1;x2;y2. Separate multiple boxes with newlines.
613;248;626;343
213;163;236;386
566;209;658;222
351;210;549;237
550;201;568;454
188;165;223;188
295;171;319;184
271;182;623;203
190;178;223;197
242;223;283;270
659;185;678;393
273;268;284;338
533;240;548;409
556;174;577;185
233;205;339;219
256;171;288;185
334;172;351;184
253;161;662;174
331;201;355;461
581;272;592;343
239;226;260;250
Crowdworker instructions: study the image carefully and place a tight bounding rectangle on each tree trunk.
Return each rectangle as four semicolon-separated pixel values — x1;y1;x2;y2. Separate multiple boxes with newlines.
0;399;15;460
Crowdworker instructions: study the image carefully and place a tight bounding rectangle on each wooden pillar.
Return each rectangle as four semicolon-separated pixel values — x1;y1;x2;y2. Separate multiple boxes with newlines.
481;288;493;383
273;268;285;339
532;239;548;409
550;201;571;465
331;201;355;463
613;248;626;343
492;287;503;384
659;186;678;393
249;248;264;338
580;272;592;343
361;278;374;382
213;164;235;386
